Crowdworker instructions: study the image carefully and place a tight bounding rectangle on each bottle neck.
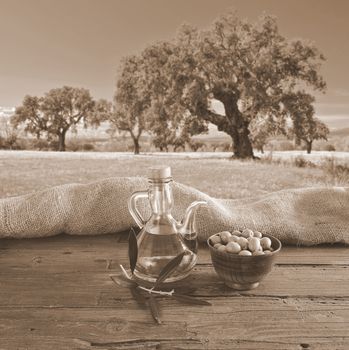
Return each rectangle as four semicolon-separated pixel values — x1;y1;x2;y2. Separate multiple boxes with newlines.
148;179;173;216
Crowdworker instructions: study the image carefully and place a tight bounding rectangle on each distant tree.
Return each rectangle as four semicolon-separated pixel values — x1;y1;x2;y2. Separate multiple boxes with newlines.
124;12;326;158
151;122;174;151
188;140;204;152
249;115;286;153
40;87;95;151
292;116;329;154
0;118;19;149
89;99;113;126
112;55;151;154
12;86;106;151
11;96;46;140
148;100;179;152
283;91;329;153
249;121;270;153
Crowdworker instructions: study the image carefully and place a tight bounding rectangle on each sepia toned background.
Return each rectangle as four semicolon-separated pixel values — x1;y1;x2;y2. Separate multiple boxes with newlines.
0;0;349;198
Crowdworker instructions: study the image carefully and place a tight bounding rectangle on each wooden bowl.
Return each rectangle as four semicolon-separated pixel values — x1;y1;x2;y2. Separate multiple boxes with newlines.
207;233;281;290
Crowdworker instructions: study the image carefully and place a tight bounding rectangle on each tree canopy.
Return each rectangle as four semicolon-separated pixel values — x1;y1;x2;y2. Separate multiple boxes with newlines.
111;55;151;154
116;12;327;157
12;86;108;151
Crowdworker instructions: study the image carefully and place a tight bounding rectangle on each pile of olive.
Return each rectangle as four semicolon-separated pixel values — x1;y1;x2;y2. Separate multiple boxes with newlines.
210;229;273;256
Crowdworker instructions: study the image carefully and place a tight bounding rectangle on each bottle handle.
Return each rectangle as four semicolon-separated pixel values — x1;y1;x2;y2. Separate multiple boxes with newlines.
128;191;149;229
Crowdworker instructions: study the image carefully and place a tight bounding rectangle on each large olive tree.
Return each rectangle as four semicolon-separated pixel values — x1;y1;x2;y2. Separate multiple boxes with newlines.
124;12;326;158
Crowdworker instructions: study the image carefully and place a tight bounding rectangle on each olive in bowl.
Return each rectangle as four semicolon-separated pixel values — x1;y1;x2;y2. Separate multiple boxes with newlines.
207;229;281;290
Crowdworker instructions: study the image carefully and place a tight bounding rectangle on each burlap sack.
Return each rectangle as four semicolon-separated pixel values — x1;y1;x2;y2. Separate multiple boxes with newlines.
0;177;348;245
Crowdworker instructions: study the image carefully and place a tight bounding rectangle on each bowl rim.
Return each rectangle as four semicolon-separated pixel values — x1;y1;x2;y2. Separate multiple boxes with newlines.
207;231;282;257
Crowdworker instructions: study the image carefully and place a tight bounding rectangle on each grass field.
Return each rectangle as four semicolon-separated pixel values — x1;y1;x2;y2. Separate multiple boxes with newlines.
1;150;348;199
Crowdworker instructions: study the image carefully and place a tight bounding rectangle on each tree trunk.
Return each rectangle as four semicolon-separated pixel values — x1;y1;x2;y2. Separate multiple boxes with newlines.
229;125;254;158
306;140;312;154
216;91;254;159
58;131;66;152
133;136;140;155
129;129;141;155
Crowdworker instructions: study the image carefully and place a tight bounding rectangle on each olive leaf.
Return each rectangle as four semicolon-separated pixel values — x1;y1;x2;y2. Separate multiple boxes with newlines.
128;228;138;274
172;293;212;306
148;294;162;324
154;251;185;289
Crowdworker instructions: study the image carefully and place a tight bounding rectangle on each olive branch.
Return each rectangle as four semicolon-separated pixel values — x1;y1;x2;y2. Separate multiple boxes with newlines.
110;228;211;324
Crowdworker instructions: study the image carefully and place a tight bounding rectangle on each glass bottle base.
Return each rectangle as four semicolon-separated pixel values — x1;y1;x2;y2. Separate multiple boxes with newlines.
134;251;197;286
133;269;193;285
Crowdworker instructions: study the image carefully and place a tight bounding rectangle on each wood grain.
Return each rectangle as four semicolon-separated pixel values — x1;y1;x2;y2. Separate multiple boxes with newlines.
0;233;348;349
1;265;348;307
0;298;348;349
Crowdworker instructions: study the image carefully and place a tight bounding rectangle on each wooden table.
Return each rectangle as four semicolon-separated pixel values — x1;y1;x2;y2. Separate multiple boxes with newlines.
0;233;348;349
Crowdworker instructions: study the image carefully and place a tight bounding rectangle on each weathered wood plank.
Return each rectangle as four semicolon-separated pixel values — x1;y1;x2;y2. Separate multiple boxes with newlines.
1;337;348;350
1;234;348;271
0;264;348;308
182;265;349;298
0;298;348;349
0;233;124;251
0;234;129;273
1;234;348;349
0;244;129;272
1;246;347;277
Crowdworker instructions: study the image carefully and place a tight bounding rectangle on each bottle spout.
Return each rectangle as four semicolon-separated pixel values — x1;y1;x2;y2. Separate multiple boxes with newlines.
177;200;207;236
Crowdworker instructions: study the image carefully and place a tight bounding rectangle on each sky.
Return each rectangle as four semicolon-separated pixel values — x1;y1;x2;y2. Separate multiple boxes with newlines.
1;0;349;129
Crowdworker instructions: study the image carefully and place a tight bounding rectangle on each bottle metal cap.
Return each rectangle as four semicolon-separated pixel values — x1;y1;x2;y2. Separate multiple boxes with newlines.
149;166;172;180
